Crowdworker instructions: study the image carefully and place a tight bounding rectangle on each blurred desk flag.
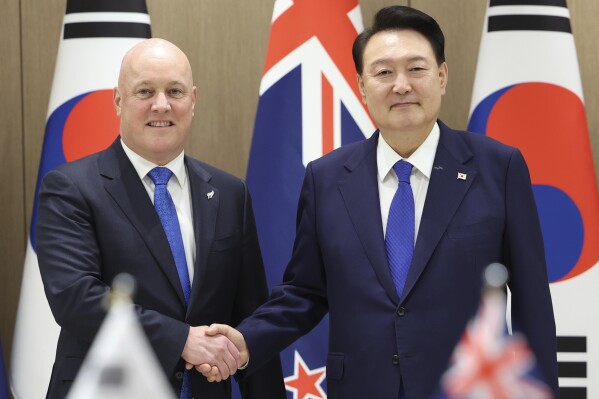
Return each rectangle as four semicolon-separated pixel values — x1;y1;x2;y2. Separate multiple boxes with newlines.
0;340;8;399
67;275;175;399
10;1;151;397
469;1;599;397
436;264;553;399
245;0;373;397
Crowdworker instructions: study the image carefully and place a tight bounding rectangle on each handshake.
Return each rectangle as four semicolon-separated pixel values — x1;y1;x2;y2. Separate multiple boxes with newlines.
181;324;247;382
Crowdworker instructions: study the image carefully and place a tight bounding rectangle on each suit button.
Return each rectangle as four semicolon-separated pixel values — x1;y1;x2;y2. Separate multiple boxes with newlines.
397;306;406;316
392;355;400;365
175;371;184;380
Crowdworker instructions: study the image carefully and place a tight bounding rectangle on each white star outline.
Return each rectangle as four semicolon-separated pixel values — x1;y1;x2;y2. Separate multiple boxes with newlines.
283;350;327;399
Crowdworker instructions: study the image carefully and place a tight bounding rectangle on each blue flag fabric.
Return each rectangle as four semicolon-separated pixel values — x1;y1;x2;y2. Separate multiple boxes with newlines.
0;340;8;399
244;0;374;397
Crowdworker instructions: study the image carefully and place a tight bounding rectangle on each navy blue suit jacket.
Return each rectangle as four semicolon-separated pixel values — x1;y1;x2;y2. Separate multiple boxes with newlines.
238;121;558;399
37;138;285;399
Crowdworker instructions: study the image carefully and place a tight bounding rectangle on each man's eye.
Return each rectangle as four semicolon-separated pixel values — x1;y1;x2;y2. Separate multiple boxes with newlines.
137;89;152;96
375;70;391;76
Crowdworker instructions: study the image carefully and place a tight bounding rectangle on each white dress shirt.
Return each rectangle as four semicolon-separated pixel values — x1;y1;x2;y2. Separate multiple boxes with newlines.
121;140;196;283
377;123;440;243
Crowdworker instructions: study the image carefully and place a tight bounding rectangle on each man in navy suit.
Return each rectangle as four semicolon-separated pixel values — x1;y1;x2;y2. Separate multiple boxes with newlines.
202;5;559;399
36;38;285;399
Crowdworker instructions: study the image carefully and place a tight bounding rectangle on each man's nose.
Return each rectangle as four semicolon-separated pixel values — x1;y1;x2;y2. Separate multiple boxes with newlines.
152;92;171;112
393;73;412;95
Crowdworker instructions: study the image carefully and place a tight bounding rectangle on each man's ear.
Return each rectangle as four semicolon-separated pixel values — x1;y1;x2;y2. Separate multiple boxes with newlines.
439;62;448;95
357;73;366;104
191;86;197;117
113;87;122;116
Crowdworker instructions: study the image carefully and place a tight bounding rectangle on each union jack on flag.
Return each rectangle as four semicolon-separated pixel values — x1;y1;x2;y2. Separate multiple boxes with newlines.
438;289;553;399
245;0;373;397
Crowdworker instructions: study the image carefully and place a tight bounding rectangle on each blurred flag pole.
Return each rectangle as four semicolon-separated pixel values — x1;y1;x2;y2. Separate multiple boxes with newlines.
10;1;151;397
66;274;175;399
468;1;599;396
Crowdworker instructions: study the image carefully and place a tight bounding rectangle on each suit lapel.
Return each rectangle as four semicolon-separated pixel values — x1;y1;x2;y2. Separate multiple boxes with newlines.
401;122;477;301
99;139;187;306
339;132;401;304
185;158;218;314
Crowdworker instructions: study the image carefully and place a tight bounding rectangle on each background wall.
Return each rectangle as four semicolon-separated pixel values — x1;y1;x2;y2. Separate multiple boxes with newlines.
1;0;597;375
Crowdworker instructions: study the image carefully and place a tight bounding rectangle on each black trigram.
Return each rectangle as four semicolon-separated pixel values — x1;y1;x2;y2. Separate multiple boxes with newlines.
487;0;571;33
63;0;151;40
558;336;587;399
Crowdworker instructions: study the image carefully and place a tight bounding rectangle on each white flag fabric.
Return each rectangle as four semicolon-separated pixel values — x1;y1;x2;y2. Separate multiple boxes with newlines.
469;1;599;397
10;1;151;397
67;289;175;399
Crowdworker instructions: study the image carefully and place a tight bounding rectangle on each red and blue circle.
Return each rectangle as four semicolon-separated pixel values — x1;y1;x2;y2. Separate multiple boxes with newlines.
469;82;599;282
31;89;120;247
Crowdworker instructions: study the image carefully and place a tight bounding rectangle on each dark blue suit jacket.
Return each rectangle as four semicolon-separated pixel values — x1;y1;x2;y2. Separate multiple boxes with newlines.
238;121;558;399
36;138;285;399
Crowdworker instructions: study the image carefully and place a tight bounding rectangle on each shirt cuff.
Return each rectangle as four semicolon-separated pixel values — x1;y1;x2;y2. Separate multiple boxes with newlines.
238;359;249;370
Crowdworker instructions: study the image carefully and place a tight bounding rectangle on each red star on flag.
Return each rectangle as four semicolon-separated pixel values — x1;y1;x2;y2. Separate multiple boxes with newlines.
283;351;326;399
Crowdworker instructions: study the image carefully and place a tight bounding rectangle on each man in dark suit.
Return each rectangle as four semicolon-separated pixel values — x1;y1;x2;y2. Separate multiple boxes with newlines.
200;6;559;399
36;38;285;399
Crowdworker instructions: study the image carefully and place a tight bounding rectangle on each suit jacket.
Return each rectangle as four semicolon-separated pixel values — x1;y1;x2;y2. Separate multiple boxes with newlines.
37;138;285;399
237;121;558;399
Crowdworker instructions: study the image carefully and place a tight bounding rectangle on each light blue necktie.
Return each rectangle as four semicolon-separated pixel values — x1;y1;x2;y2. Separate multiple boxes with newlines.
385;160;415;299
148;167;192;399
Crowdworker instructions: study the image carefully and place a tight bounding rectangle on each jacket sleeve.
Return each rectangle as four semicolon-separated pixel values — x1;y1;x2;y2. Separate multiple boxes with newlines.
503;149;559;396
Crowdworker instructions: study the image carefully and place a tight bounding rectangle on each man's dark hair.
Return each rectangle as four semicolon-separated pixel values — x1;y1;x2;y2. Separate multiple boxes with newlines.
352;5;445;75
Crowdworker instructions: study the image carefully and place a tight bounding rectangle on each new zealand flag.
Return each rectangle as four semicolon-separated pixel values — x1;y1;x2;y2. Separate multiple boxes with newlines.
246;0;374;397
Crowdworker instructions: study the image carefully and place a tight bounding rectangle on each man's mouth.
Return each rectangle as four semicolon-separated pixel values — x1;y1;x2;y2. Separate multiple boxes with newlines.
147;121;173;127
391;101;417;109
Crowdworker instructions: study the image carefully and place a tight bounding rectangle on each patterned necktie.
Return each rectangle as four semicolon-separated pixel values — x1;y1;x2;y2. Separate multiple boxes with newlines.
385;160;415;299
147;167;192;399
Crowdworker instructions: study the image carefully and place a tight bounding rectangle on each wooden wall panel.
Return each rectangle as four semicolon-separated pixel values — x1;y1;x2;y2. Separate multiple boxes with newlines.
570;0;599;184
21;0;65;241
0;0;25;371
361;0;409;26
147;0;273;177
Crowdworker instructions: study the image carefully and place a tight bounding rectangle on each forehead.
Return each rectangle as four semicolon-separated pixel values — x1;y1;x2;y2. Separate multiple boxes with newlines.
363;29;435;64
123;47;192;86
133;59;187;80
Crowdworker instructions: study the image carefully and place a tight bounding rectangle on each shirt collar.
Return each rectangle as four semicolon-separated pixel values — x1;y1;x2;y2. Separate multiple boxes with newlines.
120;139;187;188
377;122;440;182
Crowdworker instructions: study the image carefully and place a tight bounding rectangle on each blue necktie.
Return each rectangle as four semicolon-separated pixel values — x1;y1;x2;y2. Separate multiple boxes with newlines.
385;160;415;299
148;167;192;399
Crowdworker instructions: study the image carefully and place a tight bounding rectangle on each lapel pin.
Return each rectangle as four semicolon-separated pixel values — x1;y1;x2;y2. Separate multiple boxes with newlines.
457;172;467;181
207;190;214;199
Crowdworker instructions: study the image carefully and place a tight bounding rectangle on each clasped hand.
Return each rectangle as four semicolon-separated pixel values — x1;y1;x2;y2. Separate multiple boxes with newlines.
181;324;247;382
